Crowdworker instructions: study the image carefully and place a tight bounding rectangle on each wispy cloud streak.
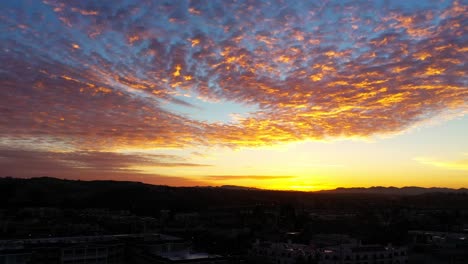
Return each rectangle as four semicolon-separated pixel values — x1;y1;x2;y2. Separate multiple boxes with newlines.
415;155;468;171
0;147;211;185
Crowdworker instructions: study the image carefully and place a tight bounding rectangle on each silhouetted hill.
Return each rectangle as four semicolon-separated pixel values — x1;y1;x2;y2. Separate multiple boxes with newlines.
318;186;468;195
218;185;260;190
1;177;467;214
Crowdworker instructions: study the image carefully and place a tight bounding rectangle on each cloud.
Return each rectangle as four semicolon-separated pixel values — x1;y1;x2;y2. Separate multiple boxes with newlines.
0;148;211;185
0;0;466;150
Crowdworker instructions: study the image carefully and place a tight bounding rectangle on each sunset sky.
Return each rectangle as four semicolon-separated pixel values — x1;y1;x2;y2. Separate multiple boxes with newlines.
1;0;467;190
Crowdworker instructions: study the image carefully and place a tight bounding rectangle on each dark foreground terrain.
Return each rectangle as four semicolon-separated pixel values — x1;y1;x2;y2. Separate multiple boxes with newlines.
1;177;467;263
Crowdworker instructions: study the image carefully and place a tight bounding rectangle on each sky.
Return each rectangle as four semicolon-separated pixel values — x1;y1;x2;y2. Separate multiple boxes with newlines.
0;0;467;190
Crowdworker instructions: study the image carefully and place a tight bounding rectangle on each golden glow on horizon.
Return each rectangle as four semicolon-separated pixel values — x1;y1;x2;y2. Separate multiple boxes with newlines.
132;125;468;191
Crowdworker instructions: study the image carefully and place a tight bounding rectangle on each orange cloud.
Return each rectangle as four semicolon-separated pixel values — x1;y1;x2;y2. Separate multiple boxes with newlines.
0;0;466;151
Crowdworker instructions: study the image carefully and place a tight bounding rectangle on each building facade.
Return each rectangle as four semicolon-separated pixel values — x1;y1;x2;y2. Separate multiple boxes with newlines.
0;234;228;264
250;239;407;264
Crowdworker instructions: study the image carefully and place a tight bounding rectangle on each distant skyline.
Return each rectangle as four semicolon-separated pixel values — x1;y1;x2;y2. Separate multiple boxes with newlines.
1;0;467;190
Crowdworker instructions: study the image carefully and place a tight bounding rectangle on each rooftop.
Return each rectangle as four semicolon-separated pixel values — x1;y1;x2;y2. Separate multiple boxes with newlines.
159;250;223;261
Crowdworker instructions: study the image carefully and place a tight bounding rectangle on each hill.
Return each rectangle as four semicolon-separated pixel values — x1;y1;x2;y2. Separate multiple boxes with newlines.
1;177;467;214
318;186;468;195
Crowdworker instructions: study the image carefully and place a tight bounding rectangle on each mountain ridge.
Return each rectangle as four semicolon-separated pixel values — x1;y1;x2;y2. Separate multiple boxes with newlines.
1;177;468;212
316;186;468;195
1;176;466;195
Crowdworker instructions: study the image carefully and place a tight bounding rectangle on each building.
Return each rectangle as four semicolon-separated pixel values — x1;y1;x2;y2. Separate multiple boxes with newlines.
130;234;229;264
250;238;407;264
249;241;313;264
0;233;228;264
408;230;468;263
318;243;407;264
0;235;126;264
0;249;31;264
